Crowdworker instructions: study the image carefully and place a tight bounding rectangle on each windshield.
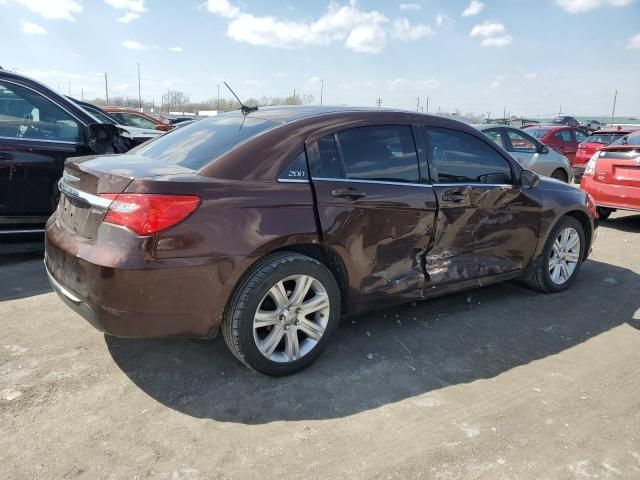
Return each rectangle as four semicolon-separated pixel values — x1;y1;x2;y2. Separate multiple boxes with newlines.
525;128;551;139
132;115;277;169
608;132;640;147
584;133;625;145
551;117;565;124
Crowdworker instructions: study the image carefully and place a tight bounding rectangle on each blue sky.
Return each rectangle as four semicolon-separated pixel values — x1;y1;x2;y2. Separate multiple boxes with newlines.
1;0;639;117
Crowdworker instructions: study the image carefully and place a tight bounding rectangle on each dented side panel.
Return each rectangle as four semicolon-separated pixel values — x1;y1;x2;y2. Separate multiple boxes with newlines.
312;179;437;308
426;185;542;284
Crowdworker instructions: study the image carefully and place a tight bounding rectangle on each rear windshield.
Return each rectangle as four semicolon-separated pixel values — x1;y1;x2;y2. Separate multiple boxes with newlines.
584;133;625;145
608;132;640;147
525;128;551;138
133;115;276;169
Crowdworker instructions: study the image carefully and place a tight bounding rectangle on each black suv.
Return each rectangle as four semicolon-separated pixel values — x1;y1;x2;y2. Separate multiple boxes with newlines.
551;115;580;128
0;70;129;239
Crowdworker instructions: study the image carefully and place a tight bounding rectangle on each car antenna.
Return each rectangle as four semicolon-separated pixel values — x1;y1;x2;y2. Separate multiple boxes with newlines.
224;81;258;115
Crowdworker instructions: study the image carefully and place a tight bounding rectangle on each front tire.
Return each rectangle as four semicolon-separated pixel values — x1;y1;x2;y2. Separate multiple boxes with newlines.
551;168;568;182
222;252;341;376
525;216;585;293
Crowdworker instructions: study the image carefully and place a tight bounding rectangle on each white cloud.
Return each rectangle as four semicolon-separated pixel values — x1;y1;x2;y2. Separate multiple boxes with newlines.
104;0;146;12
205;0;240;18
554;0;637;13
388;78;439;92
118;12;140;23
462;1;484;16
627;32;640;48
104;0;146;23
169;46;183;52
122;40;146;50
392;18;433;41
244;79;263;86
21;21;47;34
399;3;421;11
470;21;506;37
524;72;538;80
207;0;397;53
15;0;82;21
306;76;322;87
481;35;512;47
435;13;451;27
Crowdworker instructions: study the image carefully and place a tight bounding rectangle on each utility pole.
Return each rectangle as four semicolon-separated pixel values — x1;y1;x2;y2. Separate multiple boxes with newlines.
104;72;109;104
68;81;71;95
216;84;220;112
137;62;142;111
559;104;562;115
416;97;420;112
426;96;429;114
611;89;618;126
293;89;296;103
81;88;84;101
320;79;324;105
503;105;507;122
376;97;382;108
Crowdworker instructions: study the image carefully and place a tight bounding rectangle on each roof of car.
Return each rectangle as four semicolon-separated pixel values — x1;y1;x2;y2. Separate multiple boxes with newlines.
226;105;418;123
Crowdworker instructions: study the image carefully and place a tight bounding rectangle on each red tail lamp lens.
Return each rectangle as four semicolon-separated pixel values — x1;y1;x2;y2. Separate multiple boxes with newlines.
99;193;200;235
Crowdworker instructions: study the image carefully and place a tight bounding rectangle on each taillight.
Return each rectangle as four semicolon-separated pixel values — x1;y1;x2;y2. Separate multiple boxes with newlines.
98;193;200;235
583;152;599;177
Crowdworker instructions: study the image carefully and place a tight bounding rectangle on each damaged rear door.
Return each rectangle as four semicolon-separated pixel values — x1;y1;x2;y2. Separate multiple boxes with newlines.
307;124;437;307
416;126;540;284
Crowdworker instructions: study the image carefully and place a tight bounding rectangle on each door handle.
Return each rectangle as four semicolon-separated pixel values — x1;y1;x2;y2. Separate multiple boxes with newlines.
441;191;466;202
331;188;366;200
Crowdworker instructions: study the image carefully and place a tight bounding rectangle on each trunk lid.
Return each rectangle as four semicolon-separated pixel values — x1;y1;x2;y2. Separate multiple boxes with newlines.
57;153;193;239
595;148;640;187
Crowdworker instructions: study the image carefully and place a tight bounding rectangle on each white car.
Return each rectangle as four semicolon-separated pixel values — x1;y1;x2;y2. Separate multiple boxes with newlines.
475;124;574;182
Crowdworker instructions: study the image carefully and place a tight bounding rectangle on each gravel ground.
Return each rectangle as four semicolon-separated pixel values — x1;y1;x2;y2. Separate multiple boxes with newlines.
1;212;639;480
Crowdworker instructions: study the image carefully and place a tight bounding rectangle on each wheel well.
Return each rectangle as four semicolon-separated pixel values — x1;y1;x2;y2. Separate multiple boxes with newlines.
274;243;349;313
552;167;569;181
565;210;592;260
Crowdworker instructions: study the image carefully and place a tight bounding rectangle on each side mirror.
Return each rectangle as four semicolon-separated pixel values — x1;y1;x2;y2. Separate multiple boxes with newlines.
520;170;540;189
539;144;549;155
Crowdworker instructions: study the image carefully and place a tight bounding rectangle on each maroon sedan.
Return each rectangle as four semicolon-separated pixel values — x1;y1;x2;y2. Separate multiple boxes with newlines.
524;125;589;167
46;107;597;376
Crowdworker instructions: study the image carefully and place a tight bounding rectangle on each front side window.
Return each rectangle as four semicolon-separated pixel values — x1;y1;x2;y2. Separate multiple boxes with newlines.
507;130;537;153
336;125;419;183
574;130;588;143
555;130;573;142
422;127;512;184
483;128;506;148
0;81;80;142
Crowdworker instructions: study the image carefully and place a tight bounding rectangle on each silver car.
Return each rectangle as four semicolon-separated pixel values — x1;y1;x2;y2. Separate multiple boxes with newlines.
474;124;574;182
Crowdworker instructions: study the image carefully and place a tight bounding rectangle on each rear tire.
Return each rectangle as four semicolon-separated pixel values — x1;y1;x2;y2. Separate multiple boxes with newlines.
222;252;341;376
597;207;613;220
525;216;585;293
551;169;568;182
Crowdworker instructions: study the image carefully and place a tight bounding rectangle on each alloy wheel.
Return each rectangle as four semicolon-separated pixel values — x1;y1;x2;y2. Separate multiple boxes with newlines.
548;227;581;285
253;274;330;363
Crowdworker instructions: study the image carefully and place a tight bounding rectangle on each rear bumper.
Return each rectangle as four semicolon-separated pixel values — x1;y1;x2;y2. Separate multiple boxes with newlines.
44;221;242;338
580;177;640;212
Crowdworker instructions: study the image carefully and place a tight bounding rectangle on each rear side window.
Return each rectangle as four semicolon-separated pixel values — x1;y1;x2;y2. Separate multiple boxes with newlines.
421;127;512;184
336;125;419;183
133;115;276;169
555;130;573;142
307;134;343;178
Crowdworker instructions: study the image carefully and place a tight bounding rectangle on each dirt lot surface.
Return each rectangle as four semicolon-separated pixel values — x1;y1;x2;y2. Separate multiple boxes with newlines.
1;213;639;480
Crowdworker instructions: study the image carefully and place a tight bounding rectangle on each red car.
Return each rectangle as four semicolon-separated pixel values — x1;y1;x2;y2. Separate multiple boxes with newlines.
580;131;640;219
524;125;588;167
574;127;639;178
